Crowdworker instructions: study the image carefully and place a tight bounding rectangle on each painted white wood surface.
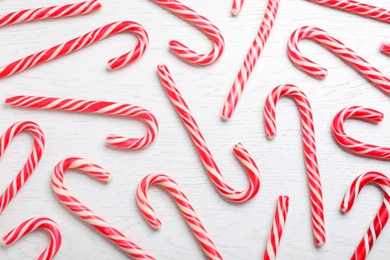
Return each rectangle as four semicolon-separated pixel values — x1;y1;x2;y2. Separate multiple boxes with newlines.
0;0;390;259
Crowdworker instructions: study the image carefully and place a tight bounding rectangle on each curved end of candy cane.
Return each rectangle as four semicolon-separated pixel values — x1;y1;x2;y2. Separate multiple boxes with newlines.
168;40;211;66
149;219;162;230
302;67;327;79
380;42;390;54
106;135;142;150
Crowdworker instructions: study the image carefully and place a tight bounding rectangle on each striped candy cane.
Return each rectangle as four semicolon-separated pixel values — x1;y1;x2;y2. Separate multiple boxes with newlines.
151;0;224;65
5;95;158;150
137;173;223;260
231;0;245;16
2;217;62;260
263;195;290;260
288;26;390;95
52;157;155;260
0;21;148;78
308;0;390;23
222;0;280;120
380;42;390;55
342;171;390;260
0;121;45;214
157;64;261;203
332;106;389;159
264;84;325;246
0;0;101;27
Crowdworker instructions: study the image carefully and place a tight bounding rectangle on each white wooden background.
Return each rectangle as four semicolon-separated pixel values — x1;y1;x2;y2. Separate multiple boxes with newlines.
0;0;389;259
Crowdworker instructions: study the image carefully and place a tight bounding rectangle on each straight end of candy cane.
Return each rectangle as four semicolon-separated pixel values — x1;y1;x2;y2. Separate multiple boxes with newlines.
106;174;113;183
316;240;325;247
221;103;233;121
380;42;390;54
0;238;7;246
221;113;231;121
340;203;349;214
231;8;239;16
266;134;276;140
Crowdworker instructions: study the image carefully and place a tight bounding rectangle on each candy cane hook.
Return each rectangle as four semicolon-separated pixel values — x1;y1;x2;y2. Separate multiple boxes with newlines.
342;171;390;260
264;84;325;246
137;173;223;260
157;64;261;203
332;106;390;159
0;0;101;27
222;0;280;120
5;95;158;150
0;121;45;213
288;26;390;96
151;0;224;66
2;217;62;260
0;20;148;78
52;157;155;260
307;0;390;24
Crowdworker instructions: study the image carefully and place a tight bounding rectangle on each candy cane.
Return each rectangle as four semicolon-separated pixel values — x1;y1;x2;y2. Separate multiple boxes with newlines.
221;0;280;120
307;0;390;23
264;84;325;246
263;195;290;260
151;0;224;66
342;171;390;260
0;0;101;27
288;26;390;95
0;20;148;78
5;95;158;150
137;173;223;260
157;64;261;203
0;121;45;213
2;217;62;260
332;106;390;159
231;0;245;16
52;157;155;260
380;42;390;55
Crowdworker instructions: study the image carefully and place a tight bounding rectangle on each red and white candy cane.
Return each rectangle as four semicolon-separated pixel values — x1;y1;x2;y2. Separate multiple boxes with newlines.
5;95;158;150
151;0;224;66
0;21;148;78
222;0;280;120
263;195;290;260
264;84;325;246
157;64;261;203
52;157;155;260
288;26;390;96
137;173;223;260
0;0;101;27
2;217;62;260
231;0;245;16
308;0;390;24
0;121;45;214
341;171;390;260
380;42;390;55
332;106;390;159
